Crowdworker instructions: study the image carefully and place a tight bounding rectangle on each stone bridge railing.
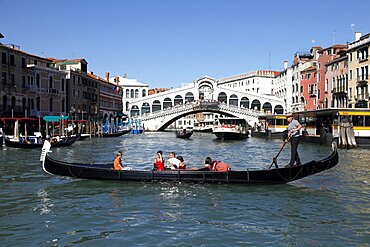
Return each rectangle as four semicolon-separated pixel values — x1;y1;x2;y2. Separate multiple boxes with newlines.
140;100;259;121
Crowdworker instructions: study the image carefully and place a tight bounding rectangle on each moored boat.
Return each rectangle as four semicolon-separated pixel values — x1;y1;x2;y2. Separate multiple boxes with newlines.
40;141;339;185
102;128;131;137
213;117;249;140
4;134;80;149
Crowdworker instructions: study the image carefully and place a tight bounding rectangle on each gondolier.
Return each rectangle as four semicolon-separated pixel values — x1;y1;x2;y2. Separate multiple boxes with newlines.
286;113;302;167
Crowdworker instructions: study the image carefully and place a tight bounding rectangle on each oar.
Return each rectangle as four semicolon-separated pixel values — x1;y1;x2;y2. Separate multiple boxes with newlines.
269;138;289;169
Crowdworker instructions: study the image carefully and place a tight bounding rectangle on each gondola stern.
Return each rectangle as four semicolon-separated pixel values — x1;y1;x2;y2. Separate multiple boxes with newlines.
40;140;54;175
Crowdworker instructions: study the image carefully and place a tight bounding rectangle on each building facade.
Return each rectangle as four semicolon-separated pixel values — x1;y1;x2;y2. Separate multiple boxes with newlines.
1;43;67;118
53;59;100;120
348;32;370;108
300;66;318;110
325;53;348;108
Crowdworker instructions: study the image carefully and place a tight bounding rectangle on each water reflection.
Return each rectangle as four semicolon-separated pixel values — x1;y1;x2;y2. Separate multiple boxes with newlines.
0;132;369;246
33;188;53;215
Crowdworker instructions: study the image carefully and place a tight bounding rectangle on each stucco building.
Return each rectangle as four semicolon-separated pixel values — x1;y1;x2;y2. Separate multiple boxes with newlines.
347;32;370;108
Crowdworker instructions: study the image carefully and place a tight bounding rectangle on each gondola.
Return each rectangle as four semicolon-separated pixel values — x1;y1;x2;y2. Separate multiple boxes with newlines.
102;128;131;138
5;134;80;149
175;130;193;139
40;141;339;185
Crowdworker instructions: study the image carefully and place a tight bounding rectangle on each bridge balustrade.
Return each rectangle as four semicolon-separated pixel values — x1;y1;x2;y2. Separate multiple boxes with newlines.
139;100;260;121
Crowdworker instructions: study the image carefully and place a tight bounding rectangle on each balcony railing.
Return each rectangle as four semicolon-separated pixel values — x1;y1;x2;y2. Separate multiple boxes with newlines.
357;75;369;85
309;90;317;97
332;87;347;94
356;93;369;101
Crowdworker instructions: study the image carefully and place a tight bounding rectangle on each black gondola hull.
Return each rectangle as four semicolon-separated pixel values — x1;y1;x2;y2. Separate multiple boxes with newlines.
41;145;338;185
102;129;131;138
175;131;193;139
5;134;80;149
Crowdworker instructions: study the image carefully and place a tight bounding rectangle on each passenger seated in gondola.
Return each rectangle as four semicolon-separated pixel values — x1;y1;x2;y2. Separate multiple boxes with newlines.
177;156;186;169
204;157;217;171
153;150;165;171
113;151;125;170
166;152;180;170
201;157;232;172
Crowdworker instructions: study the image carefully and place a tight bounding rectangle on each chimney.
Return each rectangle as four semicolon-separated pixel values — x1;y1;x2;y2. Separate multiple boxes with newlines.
105;72;110;82
283;61;288;69
123;73;127;78
355;32;362;41
115;76;119;85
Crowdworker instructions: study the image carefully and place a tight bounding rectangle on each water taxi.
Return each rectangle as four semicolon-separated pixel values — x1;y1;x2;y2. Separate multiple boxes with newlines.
297;109;370;147
212;117;249;140
251;114;288;139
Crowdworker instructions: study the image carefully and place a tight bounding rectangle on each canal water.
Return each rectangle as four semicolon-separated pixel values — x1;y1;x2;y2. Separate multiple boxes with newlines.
0;132;369;246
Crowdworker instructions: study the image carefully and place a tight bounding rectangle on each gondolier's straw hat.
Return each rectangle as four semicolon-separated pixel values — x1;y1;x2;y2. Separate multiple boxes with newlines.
286;112;294;118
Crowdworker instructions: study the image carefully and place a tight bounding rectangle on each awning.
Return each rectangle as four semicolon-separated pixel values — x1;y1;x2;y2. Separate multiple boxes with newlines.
43;116;70;122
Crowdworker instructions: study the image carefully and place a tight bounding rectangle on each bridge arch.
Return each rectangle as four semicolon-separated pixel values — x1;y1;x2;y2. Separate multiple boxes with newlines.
251;99;261;111
185;92;194;103
174;95;183;106
274;105;284;114
262;102;272;113
157;110;243;131
152;100;161;113
229;94;238;106
240;97;249;108
141;102;150;114
130;105;140;117
163;97;172;109
218;92;227;103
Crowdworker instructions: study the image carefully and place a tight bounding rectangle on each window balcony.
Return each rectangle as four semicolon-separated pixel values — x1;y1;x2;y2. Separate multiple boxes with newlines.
356;93;369;101
357;76;369;86
309;90;317;97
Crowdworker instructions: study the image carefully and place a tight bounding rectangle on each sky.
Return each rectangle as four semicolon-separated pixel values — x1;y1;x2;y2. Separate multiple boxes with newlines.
1;0;369;88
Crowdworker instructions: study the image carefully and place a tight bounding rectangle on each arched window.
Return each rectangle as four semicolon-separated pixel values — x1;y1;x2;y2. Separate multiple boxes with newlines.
141;102;150;114
274;105;284;114
49;76;53;89
11;96;16;110
185;92;194;103
135;89;139;98
36;97;40;111
22;97;27;112
251;99;261;111
152;100;161;112
174;95;183;105
130;89;134;98
142;89;146;97
36;73;40;88
240;97;249;108
126;89;130;98
218;92;227;103
130;105;140;117
49;98;53;112
2;95;7;111
163;98;172;109
262;102;272;113
126;102;129;111
229;94;238;106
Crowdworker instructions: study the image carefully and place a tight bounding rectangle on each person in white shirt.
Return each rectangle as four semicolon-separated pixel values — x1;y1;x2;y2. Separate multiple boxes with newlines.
166;152;180;170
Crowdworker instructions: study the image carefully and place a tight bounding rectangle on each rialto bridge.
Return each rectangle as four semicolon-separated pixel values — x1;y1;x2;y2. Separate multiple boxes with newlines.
128;76;285;131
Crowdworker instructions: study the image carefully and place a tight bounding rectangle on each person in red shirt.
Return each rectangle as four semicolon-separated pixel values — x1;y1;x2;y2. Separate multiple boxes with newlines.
113;151;124;170
177;156;186;169
154;150;165;171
